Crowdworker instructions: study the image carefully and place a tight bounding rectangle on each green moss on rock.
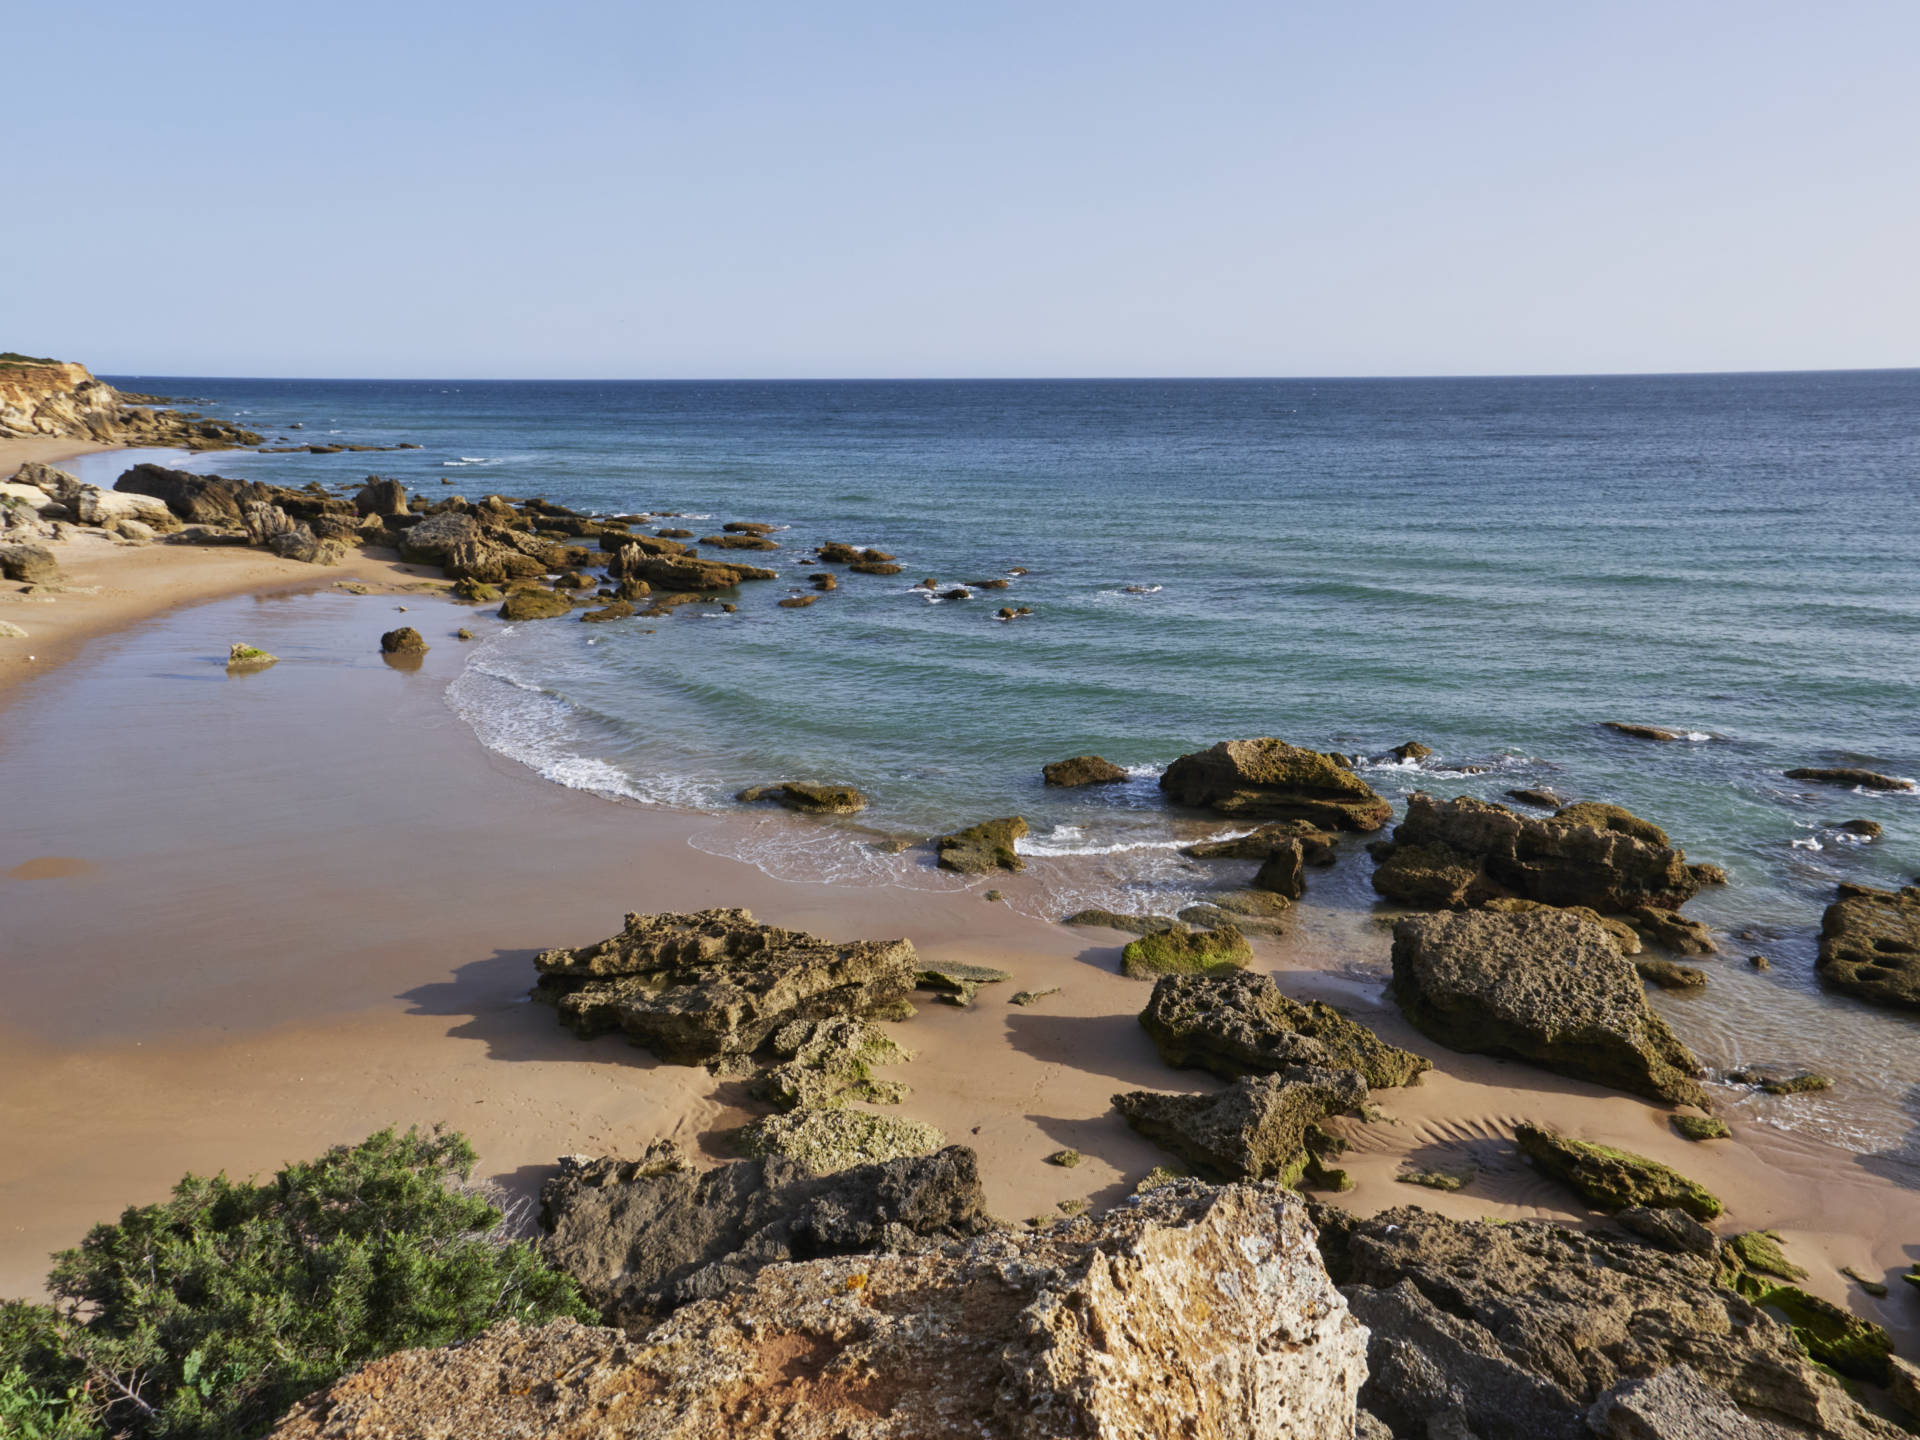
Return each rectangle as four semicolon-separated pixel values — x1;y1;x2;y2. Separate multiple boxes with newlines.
1119;925;1252;979
734;1108;943;1174
1672;1114;1731;1141
1515;1123;1723;1220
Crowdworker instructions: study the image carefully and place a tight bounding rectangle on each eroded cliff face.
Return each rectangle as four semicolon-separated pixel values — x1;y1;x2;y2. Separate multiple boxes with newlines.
0;357;260;448
266;1182;1368;1440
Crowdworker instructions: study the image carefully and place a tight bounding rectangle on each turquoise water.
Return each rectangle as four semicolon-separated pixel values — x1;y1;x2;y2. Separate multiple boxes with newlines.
95;371;1920;1154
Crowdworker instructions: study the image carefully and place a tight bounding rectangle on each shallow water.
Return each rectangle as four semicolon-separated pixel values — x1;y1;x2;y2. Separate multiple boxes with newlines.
97;370;1920;1166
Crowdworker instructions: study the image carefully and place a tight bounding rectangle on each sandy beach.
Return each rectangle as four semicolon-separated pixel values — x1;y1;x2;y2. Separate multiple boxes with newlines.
5;444;1919;1368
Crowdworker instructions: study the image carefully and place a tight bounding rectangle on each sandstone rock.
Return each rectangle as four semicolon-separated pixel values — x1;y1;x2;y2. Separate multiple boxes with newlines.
115;463;257;524
1159;738;1392;831
935;815;1028;873
1251;838;1306;898
533;908;918;1064
580;600;634;622
1507;786;1564;808
1673;1114;1730;1141
1786;766;1914;792
1586;1365;1813;1440
916;962;1012;1008
1314;1204;1899;1440
1515;1123;1722;1219
609;544;775;591
539;1139;987;1326
1629;906;1716;955
0;542;60;583
1185;820;1339;866
700;532;778;550
74;485;173;530
397;510;483;565
270;525;344;566
1120;924;1252;978
722;521;776;535
1114;1068;1366;1183
1483;897;1642;955
777;593;816;607
0;621;26;638
1390;740;1434;761
269;1183;1367;1440
1042;754;1129;786
1390;908;1708;1107
1838;819;1883;839
379;626;428;655
226;643;278;671
1817;883;1920;1010
1604;721;1685;742
756;1016;910;1109
1636;959;1706;989
352;477;407;516
735;1108;944;1173
1371;793;1722;913
497;587;574;620
810;571;837;591
737;781;868;815
1140;971;1431;1088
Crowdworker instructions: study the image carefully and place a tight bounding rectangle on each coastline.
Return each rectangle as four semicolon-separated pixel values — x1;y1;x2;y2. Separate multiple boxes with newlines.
2;545;1917;1366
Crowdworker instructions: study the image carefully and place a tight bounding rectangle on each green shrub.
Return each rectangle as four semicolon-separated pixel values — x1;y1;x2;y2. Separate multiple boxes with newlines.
2;1126;591;1440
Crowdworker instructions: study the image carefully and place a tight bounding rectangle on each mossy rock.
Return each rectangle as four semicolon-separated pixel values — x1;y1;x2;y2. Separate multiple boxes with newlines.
753;1017;910;1112
1723;1230;1807;1282
226;643;278;671
1134;1164;1187;1193
1046;1149;1083;1168
497;588;574;621
1515;1123;1723;1220
935;816;1028;874
1842;1265;1888;1297
1672;1114;1731;1142
1729;1068;1832;1096
734;1107;943;1174
1554;801;1670;847
1009;988;1060;1007
1061;909;1179;936
1399;1167;1474;1192
379;626;428;654
1752;1284;1892;1384
1636;959;1707;990
737;781;868;815
1119;925;1252;979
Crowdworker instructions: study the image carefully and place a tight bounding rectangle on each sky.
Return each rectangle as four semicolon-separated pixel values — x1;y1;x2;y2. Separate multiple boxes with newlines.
5;2;1917;379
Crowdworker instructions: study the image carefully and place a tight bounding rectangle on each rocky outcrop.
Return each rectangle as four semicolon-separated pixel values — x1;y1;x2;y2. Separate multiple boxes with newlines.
935;815;1027;873
1370;794;1723;913
1314;1204;1900;1440
755;1016;909;1109
115;463;260;525
0;358;261;449
1817;882;1920;1011
396;510;483;565
269;1183;1367;1440
1160;738;1392;831
1630;905;1715;955
1184;819;1338;866
608;543;775;592
1390;908;1708;1107
1042;754;1129;786
538;1139;989;1327
1515;1123;1722;1219
737;781;868;815
352;477;408;516
1140;971;1432;1088
1061;909;1179;935
1786;766;1915;792
1114;1069;1367;1183
497;587;574;620
532;908;918;1064
1119;923;1252;978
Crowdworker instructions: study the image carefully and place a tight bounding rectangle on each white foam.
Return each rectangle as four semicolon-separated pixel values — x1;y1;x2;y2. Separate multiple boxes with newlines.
1790;837;1823;851
1016;827;1254;859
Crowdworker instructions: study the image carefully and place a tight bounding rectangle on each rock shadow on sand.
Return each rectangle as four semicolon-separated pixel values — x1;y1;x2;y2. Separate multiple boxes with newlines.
1003;1009;1197;1091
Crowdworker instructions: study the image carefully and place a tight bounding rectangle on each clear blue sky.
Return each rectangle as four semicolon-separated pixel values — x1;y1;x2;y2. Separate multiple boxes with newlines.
7;2;1916;378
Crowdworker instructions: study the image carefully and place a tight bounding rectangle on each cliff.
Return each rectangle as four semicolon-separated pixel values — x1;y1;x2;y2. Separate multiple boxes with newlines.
0;353;260;449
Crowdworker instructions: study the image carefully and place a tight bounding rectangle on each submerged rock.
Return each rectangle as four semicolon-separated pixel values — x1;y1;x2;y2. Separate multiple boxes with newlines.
1119;924;1252;978
1603;721;1686;742
935;815;1028;873
270;1183;1367;1440
1506;786;1564;809
1786;766;1915;792
1637;959;1707;989
1390;908;1709;1107
1371;793;1723;913
736;781;868;815
1114;1069;1367;1183
538;1139;986;1327
533;907;918;1064
1817;882;1920;1011
1630;905;1716;954
1313;1204;1898;1440
1159;738;1392;831
1185;820;1338;866
1139;971;1431;1089
579;599;634;622
1042;754;1129;786
225;642;278;671
1515;1123;1723;1220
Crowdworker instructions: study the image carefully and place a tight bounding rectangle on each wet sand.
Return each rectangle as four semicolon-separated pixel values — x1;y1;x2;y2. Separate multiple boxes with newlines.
3;549;1919;1359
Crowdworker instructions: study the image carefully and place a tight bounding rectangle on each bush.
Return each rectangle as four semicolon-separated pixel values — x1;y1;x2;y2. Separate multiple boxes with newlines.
1;1127;591;1440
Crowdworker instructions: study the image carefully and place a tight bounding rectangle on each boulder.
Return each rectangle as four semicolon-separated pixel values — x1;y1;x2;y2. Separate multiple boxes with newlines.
379;627;428;655
269;1183;1367;1440
1817;883;1920;1011
1370;793;1722;913
1185;820;1338;866
1159;738;1392;831
497;587;574;620
396;510;483;565
1314;1204;1899;1440
1251;839;1306;898
1786;766;1914;792
1390;908;1708;1107
1630;906;1715;955
1636;959;1706;990
737;781;868;815
226;643;278;671
1514;1123;1722;1219
532;907;918;1064
1114;1068;1367;1183
114;463;257;524
1507;786;1564;809
1042;754;1129;786
1120;924;1253;978
0;542;60;583
935;815;1028;873
352;477;408;516
270;525;343;565
538;1139;988;1327
1139;971;1431;1088
74;485;173;530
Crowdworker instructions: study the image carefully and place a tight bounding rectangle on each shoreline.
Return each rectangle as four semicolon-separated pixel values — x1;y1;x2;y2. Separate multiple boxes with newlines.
0;546;1916;1364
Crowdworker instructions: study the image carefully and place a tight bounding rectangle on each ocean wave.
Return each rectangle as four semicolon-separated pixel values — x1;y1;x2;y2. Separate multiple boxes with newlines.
1790;837;1823;851
440;456;499;467
1016;826;1254;858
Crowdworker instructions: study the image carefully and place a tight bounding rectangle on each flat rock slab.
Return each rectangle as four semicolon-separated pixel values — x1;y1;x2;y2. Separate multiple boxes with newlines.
1818;883;1920;1011
1159;738;1391;831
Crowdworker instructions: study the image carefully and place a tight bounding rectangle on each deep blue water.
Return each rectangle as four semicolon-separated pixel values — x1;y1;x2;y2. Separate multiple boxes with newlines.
83;370;1920;1154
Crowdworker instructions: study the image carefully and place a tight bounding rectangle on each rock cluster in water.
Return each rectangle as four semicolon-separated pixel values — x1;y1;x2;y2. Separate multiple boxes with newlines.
1159;737;1393;830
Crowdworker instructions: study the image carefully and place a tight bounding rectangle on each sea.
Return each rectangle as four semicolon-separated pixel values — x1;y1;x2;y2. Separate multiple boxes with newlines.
96;371;1920;1162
